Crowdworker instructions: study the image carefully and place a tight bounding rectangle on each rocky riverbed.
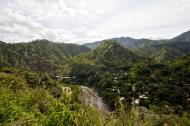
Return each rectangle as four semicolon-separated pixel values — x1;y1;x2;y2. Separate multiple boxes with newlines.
79;86;109;112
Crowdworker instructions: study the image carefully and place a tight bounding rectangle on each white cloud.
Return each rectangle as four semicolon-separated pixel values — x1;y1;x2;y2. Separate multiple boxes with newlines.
0;0;190;43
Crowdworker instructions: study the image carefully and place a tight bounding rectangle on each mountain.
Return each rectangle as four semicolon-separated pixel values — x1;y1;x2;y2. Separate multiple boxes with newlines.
65;40;141;70
84;31;190;62
60;40;142;86
61;40;190;112
91;40;141;66
0;39;90;74
83;41;102;49
0;36;190;125
83;37;137;49
84;31;190;49
84;36;171;61
83;37;168;49
171;30;190;42
153;47;186;62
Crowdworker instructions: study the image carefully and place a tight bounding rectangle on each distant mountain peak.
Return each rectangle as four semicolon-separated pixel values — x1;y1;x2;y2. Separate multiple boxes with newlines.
83;37;137;49
84;30;190;49
92;40;125;55
97;40;120;48
172;30;190;42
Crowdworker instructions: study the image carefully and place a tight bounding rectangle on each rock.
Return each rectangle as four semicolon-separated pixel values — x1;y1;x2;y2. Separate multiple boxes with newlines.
79;86;109;112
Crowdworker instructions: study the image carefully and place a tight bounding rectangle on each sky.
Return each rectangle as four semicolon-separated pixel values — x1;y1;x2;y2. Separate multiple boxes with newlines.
0;0;190;44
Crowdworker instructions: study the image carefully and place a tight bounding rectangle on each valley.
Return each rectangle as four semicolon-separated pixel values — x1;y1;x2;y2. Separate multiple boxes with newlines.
0;31;190;125
1;0;190;125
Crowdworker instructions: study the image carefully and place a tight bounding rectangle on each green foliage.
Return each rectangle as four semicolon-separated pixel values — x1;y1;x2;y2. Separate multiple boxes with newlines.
0;67;130;125
0;36;190;125
60;42;190;124
84;31;190;62
0;39;90;75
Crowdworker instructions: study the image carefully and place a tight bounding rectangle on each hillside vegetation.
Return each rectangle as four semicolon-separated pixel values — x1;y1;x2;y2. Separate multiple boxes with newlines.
0;39;90;75
0;30;190;125
0;67;189;126
84;31;190;62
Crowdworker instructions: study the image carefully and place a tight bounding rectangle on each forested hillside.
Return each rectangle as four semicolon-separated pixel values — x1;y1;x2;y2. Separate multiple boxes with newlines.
0;39;90;75
61;41;190;112
0;31;190;125
0;67;116;125
0;66;189;125
84;31;190;62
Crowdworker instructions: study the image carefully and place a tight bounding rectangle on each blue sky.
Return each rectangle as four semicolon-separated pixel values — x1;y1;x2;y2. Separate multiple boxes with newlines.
0;0;190;43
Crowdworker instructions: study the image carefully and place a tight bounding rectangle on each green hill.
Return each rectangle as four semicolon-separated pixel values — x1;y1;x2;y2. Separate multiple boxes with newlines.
172;30;190;42
58;44;190;120
89;40;140;66
0;39;90;74
0;67;117;125
0;33;190;125
84;31;190;62
1;67;189;125
61;40;141;76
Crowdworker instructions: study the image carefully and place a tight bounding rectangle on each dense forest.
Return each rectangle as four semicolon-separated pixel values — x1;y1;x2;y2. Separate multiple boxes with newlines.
0;31;190;125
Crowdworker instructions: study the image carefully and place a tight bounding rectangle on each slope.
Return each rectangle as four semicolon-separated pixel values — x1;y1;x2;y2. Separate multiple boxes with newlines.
62;40;141;76
83;30;190;62
0;39;90;74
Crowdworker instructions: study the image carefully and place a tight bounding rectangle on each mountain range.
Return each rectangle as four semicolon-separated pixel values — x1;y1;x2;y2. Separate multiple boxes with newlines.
0;30;190;125
0;30;190;75
84;30;190;62
84;30;190;48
